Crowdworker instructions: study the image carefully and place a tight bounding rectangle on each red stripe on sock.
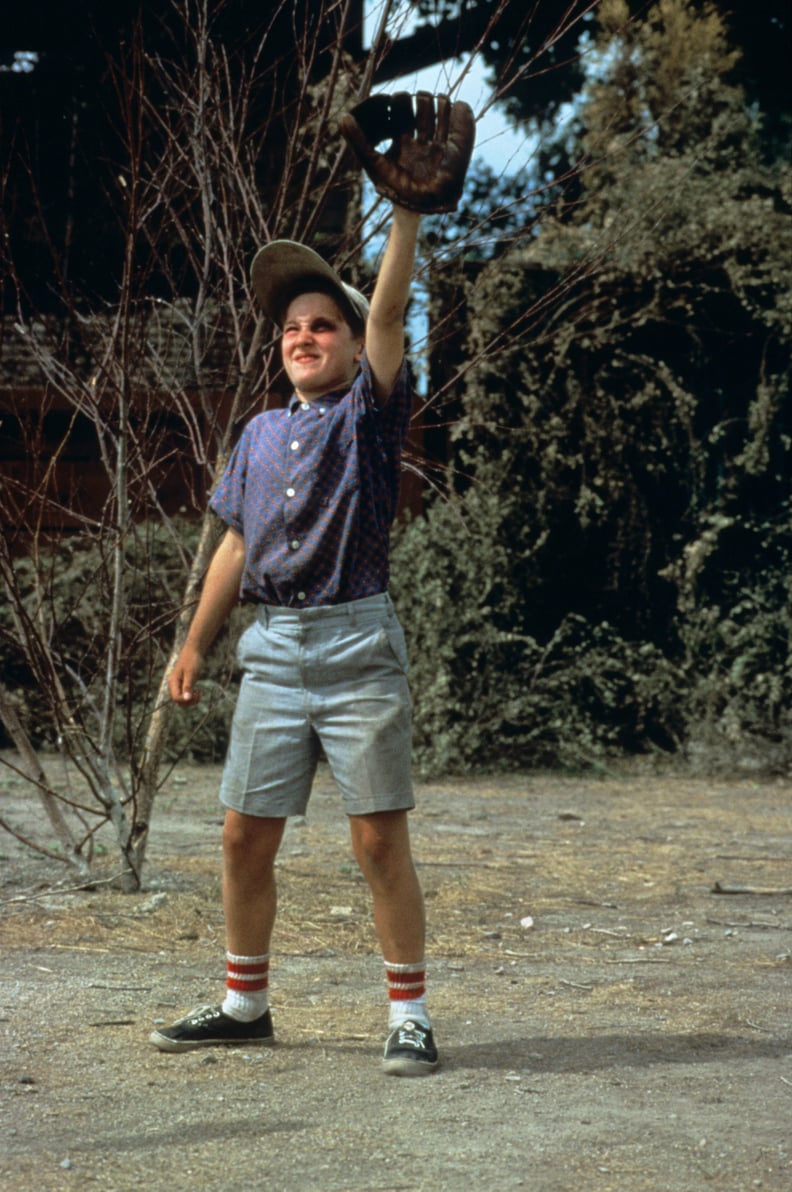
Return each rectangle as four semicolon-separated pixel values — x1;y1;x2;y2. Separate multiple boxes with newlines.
227;961;270;976
226;960;269;992
385;968;425;1001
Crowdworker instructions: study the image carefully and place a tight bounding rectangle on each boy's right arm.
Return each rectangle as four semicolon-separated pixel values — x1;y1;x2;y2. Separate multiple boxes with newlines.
168;527;246;706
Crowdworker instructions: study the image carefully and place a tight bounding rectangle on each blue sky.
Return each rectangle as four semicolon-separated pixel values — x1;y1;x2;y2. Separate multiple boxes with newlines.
363;0;537;176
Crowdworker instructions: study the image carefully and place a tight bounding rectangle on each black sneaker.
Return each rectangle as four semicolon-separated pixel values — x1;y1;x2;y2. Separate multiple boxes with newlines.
149;1005;274;1053
382;1019;439;1076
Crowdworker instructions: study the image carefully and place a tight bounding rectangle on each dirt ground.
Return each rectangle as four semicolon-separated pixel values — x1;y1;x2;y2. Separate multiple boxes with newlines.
1;757;790;1191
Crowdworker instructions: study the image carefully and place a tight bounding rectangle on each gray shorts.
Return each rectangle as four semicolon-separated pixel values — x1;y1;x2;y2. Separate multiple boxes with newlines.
219;592;414;818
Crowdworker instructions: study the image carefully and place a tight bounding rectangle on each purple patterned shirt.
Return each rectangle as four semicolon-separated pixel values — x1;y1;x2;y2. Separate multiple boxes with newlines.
210;351;413;607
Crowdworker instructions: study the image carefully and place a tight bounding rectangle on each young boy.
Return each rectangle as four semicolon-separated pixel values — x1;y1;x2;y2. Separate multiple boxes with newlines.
149;92;474;1076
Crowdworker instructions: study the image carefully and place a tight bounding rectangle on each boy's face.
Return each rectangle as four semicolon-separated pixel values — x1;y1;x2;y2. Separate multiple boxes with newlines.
281;291;364;400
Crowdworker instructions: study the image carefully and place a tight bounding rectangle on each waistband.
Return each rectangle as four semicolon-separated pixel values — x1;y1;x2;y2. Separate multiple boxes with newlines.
254;591;394;627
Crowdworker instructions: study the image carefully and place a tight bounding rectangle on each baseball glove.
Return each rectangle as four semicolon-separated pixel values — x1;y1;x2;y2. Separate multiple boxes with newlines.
339;91;476;214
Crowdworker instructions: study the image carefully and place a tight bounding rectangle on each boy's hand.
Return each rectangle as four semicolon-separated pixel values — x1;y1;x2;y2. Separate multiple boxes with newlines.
339;91;475;214
168;645;204;706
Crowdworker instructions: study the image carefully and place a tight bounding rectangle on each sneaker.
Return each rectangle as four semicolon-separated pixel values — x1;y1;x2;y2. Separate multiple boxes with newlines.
149;1005;274;1053
382;1019;439;1076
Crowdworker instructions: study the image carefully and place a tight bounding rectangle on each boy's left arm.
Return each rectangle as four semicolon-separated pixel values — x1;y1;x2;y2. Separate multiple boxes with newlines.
365;206;421;403
340;91;475;405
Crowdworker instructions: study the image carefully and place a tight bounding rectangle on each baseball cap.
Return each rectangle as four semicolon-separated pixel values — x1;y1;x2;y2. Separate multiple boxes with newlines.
250;240;369;331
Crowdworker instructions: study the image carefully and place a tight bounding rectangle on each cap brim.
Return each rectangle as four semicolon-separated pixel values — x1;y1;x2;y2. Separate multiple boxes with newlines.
250;240;368;329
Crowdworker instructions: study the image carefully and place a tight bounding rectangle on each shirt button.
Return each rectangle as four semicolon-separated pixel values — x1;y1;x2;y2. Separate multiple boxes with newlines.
290;539;300;550
318;407;326;414
286;487;295;498
290;440;300;451
297;590;306;601
301;402;310;411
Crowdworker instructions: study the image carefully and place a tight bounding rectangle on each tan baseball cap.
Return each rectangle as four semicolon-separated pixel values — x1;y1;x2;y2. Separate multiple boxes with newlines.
250;240;369;331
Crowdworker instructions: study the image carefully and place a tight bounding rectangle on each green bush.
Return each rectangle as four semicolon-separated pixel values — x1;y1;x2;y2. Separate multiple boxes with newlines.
391;499;684;777
0;518;241;762
672;516;792;773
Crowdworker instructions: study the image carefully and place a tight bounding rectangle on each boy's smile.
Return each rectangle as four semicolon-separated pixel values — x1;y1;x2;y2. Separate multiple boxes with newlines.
282;292;364;400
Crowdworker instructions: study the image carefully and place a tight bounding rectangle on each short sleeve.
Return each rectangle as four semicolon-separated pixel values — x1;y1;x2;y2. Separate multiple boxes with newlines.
357;351;414;453
209;428;251;534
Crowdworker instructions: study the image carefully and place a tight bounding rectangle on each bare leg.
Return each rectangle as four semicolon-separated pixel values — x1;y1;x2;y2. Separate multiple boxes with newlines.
222;810;286;955
348;810;425;962
147;810;285;1052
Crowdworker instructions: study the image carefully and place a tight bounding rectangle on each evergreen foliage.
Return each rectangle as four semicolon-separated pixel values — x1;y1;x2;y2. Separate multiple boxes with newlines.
393;0;791;775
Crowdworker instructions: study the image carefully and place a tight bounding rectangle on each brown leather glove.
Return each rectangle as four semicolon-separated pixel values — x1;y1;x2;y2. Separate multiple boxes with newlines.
339;91;476;214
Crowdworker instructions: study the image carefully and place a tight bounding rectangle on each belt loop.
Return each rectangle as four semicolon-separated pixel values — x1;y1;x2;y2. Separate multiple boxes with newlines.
258;604;269;628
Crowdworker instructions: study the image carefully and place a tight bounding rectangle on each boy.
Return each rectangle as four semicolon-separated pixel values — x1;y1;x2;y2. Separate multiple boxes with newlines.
149;92;474;1075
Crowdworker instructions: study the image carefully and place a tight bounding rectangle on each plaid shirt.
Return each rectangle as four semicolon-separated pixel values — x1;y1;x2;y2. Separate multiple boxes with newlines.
210;351;413;607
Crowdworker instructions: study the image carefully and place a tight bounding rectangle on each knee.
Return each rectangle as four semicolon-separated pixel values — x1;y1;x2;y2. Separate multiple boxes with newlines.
354;828;392;872
222;812;284;869
351;813;411;879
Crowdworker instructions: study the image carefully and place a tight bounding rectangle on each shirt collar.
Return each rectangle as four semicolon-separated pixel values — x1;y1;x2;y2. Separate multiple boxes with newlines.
288;389;346;414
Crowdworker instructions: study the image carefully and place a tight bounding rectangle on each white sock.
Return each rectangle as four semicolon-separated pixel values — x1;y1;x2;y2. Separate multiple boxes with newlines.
221;951;270;1023
389;994;430;1030
384;960;431;1029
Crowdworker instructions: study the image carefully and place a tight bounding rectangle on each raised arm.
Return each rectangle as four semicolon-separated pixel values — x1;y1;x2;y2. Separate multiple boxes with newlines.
365;207;421;402
339;91;475;402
